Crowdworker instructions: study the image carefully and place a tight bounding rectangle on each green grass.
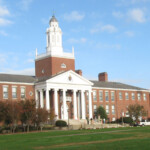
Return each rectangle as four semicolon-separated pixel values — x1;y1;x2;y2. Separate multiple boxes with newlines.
0;127;150;150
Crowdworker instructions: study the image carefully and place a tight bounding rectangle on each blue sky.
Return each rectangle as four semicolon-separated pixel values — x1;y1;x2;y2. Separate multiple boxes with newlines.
0;0;150;89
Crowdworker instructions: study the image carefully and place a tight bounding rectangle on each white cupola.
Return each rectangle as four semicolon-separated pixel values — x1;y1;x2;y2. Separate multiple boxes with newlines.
46;15;63;54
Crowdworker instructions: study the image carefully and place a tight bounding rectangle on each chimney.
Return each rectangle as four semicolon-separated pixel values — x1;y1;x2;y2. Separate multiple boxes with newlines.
75;70;82;76
98;72;108;81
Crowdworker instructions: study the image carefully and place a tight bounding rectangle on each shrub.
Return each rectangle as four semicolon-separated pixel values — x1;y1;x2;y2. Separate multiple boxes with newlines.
55;120;67;127
116;117;133;124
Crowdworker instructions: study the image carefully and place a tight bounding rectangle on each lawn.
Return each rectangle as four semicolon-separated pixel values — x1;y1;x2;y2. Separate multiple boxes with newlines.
0;126;150;150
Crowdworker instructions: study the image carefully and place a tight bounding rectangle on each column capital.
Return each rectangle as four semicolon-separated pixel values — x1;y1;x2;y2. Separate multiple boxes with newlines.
54;88;59;92
73;89;78;92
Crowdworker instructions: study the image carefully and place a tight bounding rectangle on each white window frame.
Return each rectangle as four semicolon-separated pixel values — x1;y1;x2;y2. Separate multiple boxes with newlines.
132;93;135;100
112;105;115;115
119;92;122;100
125;92;129;100
137;93;141;101
111;91;115;101
21;87;26;99
143;93;147;101
106;105;109;114
93;90;97;101
12;86;17;99
3;85;8;99
105;91;109;102
99;91;103;101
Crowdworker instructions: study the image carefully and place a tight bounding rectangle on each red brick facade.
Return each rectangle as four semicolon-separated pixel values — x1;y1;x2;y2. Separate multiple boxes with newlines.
0;83;35;101
35;56;75;77
91;88;150;121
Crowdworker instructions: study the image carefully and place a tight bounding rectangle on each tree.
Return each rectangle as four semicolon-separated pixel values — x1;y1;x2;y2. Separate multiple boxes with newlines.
1;100;21;133
49;108;56;125
0;101;5;123
32;107;49;131
20;99;36;132
96;106;107;119
127;104;147;122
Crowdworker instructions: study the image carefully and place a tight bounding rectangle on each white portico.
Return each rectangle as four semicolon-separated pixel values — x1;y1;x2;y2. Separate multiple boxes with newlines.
35;70;93;120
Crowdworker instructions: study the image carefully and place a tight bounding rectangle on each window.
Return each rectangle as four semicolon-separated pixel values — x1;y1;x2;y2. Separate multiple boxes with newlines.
112;105;115;114
137;93;141;100
111;91;115;101
105;91;109;101
3;86;8;99
119;92;122;100
143;93;147;101
126;111;129;117
99;91;103;101
106;105;109;114
132;93;135;100
93;91;97;101
21;87;26;99
94;105;97;114
61;63;66;68
12;87;17;99
125;92;129;100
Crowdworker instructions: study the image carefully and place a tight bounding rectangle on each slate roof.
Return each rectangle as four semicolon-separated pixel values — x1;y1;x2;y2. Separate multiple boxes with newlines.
0;74;35;83
91;80;147;91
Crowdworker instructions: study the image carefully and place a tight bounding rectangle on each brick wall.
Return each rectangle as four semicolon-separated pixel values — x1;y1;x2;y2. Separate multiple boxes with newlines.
35;56;75;77
0;83;35;101
91;88;150;121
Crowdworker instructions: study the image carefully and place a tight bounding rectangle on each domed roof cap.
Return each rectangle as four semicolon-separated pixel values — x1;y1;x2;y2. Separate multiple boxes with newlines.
49;15;58;23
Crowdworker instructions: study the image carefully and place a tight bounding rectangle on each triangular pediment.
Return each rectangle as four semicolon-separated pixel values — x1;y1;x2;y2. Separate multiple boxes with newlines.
46;70;93;86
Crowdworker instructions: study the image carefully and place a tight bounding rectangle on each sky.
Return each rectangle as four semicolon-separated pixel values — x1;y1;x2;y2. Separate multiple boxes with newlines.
0;0;150;89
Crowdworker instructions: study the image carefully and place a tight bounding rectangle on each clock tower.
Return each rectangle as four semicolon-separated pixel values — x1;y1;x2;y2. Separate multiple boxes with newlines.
35;15;75;78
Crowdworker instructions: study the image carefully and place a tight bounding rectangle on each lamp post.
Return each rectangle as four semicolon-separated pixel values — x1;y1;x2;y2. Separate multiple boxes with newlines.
68;109;69;130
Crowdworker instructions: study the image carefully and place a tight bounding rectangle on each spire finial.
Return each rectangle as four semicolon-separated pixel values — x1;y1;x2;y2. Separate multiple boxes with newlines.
52;9;55;17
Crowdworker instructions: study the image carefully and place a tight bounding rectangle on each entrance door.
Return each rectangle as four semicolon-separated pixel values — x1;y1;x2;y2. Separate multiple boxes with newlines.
61;103;68;119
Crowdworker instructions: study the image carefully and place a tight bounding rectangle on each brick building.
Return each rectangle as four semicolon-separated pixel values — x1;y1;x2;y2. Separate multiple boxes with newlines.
0;15;149;122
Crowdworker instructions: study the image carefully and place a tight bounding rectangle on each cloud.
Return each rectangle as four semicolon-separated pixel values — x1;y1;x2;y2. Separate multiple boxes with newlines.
124;31;135;37
0;6;10;16
0;30;8;36
127;8;146;23
0;17;12;26
67;38;87;44
18;0;34;11
26;59;34;63
1;68;35;75
112;11;124;18
91;23;117;34
101;25;117;33
63;11;85;21
96;43;121;50
116;0;150;6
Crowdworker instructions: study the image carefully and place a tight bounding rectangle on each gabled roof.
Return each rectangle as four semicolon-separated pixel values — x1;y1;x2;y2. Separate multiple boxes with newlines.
91;80;147;91
0;74;35;83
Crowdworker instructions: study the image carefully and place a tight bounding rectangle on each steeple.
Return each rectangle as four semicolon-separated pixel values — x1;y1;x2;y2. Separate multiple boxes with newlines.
46;15;63;54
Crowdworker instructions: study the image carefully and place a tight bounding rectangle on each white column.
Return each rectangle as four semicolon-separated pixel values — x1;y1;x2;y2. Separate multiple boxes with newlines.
77;92;80;119
81;90;86;119
54;88;59;119
89;90;93;119
46;89;50;111
73;89;77;120
63;89;67;119
40;90;44;108
35;90;39;108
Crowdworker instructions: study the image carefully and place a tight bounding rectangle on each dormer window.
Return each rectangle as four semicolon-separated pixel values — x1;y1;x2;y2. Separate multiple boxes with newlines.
61;63;66;68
